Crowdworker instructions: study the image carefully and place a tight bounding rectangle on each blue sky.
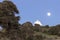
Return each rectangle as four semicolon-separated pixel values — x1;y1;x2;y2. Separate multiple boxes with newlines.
1;0;60;26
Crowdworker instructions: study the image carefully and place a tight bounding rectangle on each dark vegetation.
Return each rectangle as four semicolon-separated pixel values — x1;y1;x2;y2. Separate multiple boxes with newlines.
0;0;60;40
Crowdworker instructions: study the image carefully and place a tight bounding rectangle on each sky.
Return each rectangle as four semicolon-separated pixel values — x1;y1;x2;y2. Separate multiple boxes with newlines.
1;0;60;26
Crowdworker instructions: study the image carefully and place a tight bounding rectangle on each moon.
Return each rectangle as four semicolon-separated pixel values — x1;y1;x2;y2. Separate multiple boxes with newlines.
47;12;51;16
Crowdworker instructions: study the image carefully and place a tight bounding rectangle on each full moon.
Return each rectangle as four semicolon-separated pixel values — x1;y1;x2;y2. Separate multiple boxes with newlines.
47;12;51;16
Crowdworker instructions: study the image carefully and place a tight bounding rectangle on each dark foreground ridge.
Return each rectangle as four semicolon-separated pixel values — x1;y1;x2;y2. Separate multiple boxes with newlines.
0;0;60;40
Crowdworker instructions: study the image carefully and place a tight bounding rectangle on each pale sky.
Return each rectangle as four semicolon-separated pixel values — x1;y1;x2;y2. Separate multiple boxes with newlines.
1;0;60;26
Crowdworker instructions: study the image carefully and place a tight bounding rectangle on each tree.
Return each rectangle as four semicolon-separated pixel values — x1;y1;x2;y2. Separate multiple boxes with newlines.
33;24;41;32
0;0;21;40
0;0;20;29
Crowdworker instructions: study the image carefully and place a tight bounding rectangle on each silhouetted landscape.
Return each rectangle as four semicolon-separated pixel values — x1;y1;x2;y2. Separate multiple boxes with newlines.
0;0;60;40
